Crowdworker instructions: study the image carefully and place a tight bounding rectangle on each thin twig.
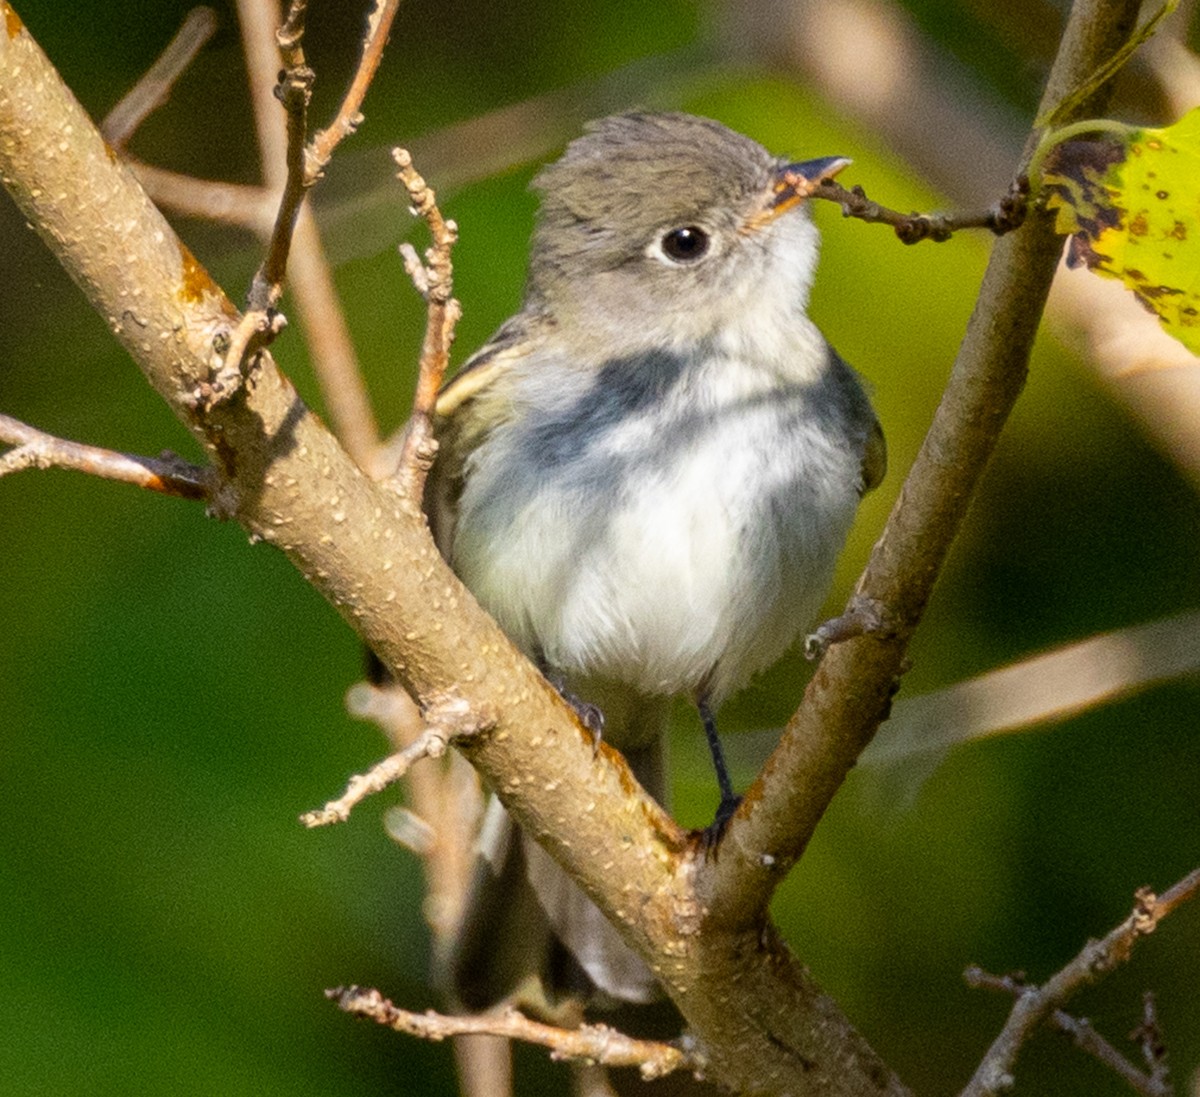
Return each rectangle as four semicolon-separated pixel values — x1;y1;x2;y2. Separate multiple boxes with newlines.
0;413;212;499
965;971;1172;1097
386;147;461;496
220;0;400;413
301;688;493;827
206;0;315;399
238;0;380;469
345;678;483;936
1132;992;1172;1094
961;868;1200;1097
308;0;402;173
125;158;278;232
861;609;1200;769
300;733;446;827
1052;1014;1169;1097
101;6;218;146
248;38;312;309
326;987;697;1080
810;176;1030;243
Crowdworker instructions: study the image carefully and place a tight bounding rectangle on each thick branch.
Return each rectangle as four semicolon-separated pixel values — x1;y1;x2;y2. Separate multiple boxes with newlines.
704;0;1146;929
1;13;901;1096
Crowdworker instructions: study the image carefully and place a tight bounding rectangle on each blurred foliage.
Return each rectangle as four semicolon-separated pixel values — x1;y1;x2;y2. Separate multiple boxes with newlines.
2;2;1199;1096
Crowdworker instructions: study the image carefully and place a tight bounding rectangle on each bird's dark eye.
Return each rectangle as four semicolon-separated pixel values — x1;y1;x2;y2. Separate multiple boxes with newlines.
660;226;710;262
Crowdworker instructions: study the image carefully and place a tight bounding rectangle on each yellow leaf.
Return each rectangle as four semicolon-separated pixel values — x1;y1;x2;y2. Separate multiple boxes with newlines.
1041;108;1200;356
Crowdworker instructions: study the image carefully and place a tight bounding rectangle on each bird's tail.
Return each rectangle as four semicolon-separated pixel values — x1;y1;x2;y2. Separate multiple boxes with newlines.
439;691;669;1016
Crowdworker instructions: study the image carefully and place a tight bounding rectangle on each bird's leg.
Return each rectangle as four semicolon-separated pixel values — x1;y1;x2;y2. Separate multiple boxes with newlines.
697;695;740;851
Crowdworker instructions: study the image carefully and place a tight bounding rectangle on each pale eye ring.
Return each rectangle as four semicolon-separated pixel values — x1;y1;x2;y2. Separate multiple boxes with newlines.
659;225;710;262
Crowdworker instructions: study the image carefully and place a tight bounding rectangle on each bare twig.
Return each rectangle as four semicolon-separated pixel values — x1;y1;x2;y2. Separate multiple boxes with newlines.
101;6;218;146
961;868;1200;1097
861;609;1200;769
216;0;314;393
302;688;492;827
247;37;312;312
300;735;446;827
965;970;1172;1097
238;0;380;469
811;176;1029;243
326;987;697;1080
125;159;278;232
307;1;402;173
349;675;484;945
1053;1013;1171;1097
386;147;461;497
0;413;212;499
1132;992;1172;1094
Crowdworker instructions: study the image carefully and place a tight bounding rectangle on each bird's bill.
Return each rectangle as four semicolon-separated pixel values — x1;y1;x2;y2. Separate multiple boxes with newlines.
755;155;852;225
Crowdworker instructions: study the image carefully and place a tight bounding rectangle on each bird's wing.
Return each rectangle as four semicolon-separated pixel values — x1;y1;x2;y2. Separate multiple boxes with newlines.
425;314;540;555
861;416;887;495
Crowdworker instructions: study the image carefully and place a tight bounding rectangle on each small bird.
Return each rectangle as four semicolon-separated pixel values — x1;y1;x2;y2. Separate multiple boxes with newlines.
431;112;885;1012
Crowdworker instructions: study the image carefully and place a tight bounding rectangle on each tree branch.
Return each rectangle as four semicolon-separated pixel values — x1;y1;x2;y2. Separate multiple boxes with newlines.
961;867;1199;1097
327;987;695;1080
703;0;1146;932
100;5;217;146
386;146;461;498
237;0;381;471
0;413;212;498
0;2;1161;1094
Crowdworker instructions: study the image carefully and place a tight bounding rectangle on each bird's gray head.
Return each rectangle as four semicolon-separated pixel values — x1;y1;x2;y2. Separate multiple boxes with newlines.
526;112;847;359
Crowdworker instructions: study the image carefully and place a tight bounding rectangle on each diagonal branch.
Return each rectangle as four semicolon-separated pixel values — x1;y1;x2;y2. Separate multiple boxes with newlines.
704;0;1147;930
100;5;218;146
961;867;1199;1097
0;3;1160;1094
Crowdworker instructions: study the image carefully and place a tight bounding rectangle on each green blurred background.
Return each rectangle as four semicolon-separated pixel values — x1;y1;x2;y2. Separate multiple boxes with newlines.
2;1;1198;1094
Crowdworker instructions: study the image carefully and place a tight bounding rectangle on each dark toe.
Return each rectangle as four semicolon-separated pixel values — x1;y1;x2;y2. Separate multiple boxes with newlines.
696;794;742;857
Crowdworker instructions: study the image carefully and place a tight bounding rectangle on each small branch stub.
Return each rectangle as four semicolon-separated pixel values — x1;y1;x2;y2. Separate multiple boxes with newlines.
804;595;894;660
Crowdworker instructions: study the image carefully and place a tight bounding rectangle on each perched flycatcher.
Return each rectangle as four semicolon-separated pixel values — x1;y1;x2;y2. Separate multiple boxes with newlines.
428;112;885;1011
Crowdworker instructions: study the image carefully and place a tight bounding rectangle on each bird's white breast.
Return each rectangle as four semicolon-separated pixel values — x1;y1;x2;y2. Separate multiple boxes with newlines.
450;317;870;702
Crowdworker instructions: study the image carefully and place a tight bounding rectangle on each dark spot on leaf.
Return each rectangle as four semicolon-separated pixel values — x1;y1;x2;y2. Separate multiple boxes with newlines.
1171;221;1187;240
1066;235;1111;271
1129;213;1149;236
1156;190;1170;200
